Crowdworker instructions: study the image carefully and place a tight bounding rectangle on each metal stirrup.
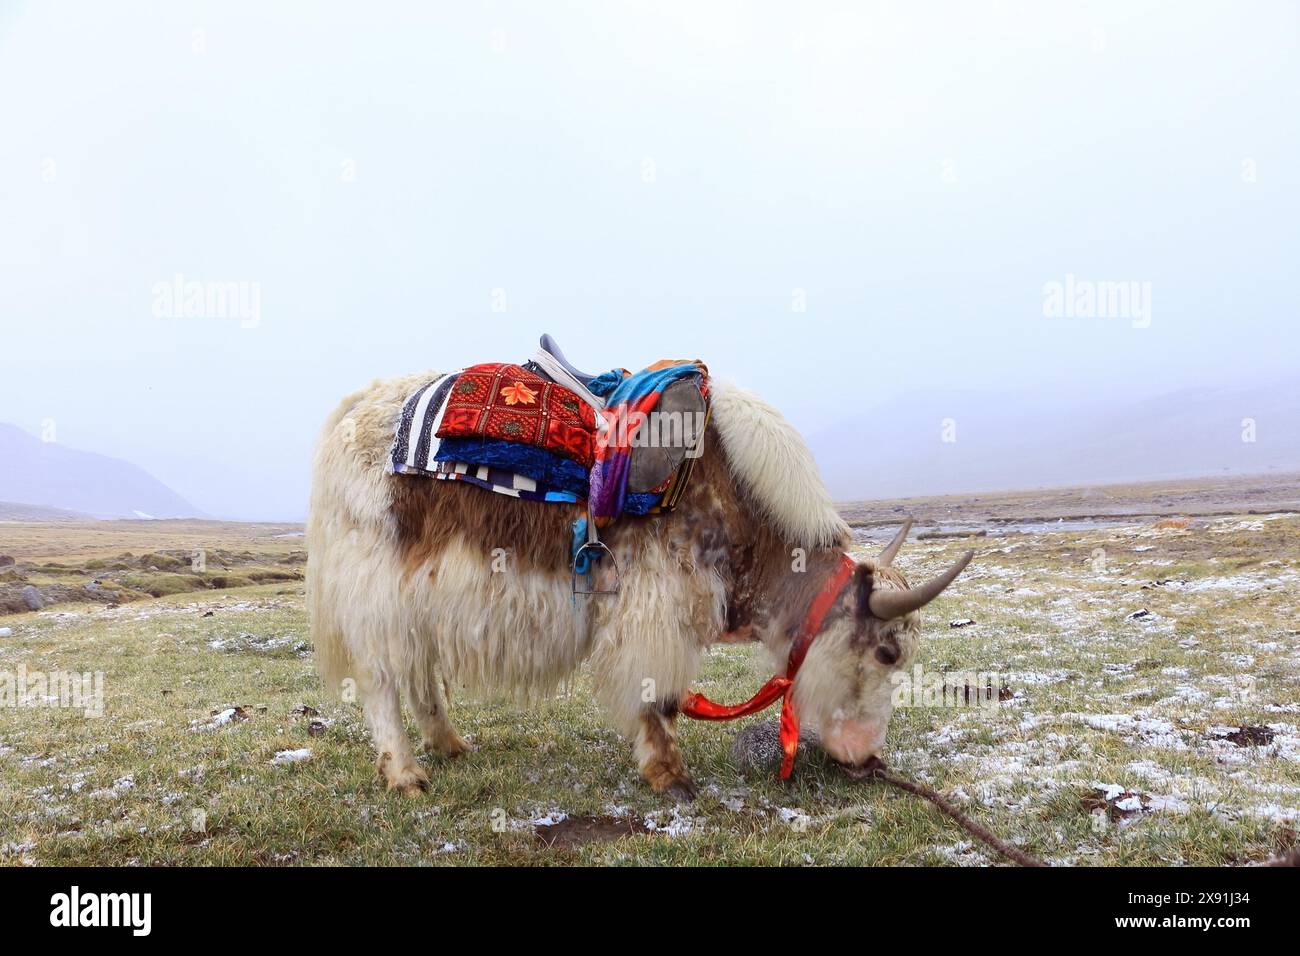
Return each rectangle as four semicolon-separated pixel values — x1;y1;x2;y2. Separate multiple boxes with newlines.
572;518;620;595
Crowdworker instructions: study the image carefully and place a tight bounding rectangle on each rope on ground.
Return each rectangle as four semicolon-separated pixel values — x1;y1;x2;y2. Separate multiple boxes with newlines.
865;765;1047;868
853;761;1298;868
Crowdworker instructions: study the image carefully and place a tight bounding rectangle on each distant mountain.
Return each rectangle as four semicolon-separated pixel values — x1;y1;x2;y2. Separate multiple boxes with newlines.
0;423;204;519
809;380;1300;502
0;500;93;521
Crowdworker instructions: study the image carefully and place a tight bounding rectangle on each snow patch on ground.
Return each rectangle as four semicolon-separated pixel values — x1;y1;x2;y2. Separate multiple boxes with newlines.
271;748;312;765
88;774;135;799
189;707;247;732
1066;712;1190;750
644;807;698;837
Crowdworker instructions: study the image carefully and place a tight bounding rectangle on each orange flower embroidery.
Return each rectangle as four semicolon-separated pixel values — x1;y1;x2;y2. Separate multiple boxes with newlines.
500;381;538;406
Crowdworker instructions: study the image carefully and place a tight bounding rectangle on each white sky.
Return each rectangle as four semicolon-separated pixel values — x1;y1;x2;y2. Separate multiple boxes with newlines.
1;1;1296;519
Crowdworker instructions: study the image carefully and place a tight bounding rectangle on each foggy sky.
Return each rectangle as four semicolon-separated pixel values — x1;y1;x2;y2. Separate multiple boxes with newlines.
2;1;1297;520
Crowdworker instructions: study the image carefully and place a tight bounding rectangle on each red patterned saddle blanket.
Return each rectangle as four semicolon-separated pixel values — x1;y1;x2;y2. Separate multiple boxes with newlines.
435;363;598;468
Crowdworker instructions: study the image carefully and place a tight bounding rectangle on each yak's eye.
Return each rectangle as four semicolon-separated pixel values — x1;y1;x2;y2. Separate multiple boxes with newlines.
874;640;900;666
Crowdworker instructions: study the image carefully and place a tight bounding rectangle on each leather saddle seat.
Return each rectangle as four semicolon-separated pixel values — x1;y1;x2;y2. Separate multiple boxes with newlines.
539;333;598;385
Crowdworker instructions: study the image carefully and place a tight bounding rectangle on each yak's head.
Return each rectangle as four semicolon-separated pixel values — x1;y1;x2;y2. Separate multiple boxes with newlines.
790;519;973;770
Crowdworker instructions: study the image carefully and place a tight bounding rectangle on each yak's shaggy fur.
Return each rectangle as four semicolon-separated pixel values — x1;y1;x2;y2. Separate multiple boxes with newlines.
307;367;851;793
709;381;849;550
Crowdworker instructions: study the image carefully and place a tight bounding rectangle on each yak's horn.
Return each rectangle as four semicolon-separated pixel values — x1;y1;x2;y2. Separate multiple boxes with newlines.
878;518;913;566
868;550;974;620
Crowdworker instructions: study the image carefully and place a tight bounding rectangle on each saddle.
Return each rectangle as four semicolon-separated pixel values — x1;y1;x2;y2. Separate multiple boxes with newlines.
537;336;709;493
390;335;710;593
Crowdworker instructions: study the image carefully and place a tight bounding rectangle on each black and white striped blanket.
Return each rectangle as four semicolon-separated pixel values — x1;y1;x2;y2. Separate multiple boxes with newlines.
427;461;581;503
389;372;461;475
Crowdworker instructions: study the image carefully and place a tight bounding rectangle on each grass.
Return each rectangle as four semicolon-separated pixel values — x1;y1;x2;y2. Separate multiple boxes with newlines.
1;512;1298;866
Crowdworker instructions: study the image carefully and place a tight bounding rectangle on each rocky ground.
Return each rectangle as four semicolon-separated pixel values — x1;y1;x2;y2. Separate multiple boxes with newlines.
0;519;304;616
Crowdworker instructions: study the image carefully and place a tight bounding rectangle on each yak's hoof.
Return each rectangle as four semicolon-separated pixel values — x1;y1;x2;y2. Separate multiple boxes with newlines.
392;777;429;797
424;735;474;759
661;778;699;803
378;753;431;795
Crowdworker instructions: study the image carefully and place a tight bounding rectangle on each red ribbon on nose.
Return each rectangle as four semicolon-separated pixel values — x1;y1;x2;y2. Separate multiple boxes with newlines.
681;553;858;779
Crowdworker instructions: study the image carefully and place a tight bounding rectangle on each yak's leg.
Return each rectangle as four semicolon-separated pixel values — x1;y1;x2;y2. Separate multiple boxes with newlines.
636;702;697;801
409;677;472;758
363;669;429;795
590;551;712;800
591;645;700;800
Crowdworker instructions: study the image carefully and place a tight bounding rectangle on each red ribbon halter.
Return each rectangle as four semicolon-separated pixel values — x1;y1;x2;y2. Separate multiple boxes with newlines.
681;553;858;778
